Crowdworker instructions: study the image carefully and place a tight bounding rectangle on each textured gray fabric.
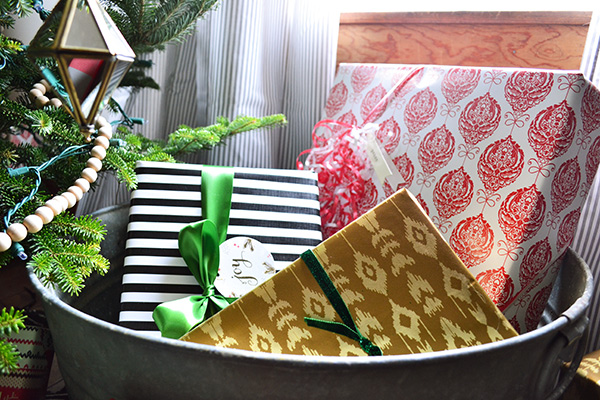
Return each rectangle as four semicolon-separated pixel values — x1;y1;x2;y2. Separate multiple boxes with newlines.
78;0;340;214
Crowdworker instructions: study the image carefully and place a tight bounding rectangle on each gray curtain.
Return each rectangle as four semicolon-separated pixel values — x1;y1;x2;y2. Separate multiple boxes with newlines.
571;10;600;354
78;0;340;213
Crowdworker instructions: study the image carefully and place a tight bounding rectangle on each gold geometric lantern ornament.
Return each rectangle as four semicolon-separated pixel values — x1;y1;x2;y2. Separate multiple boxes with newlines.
28;0;136;134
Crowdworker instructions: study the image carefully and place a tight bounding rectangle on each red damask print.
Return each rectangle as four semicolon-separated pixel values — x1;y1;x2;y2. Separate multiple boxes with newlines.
586;136;600;185
325;81;348;118
392;153;415;188
441;67;481;105
418;125;455;175
504;71;554;114
383;181;396;198
361;84;388;122
476;267;514;307
551;158;580;215
433;167;474;219
519;238;552;289
415;193;430;216
326;111;358;138
404;88;438;134
450;214;494;268
357;178;379;215
556;208;581;251
498;185;546;244
528;100;577;163
391;67;423;98
581;84;600;134
478;136;524;193
525;285;553;332
376;117;402;154
459;93;502;146
351;65;377;93
509;316;521;333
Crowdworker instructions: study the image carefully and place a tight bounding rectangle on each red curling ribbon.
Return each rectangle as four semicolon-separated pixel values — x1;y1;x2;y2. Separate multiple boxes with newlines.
298;67;425;238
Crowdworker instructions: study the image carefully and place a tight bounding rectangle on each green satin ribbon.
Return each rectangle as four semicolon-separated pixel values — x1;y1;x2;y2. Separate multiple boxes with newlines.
153;166;236;339
301;250;383;356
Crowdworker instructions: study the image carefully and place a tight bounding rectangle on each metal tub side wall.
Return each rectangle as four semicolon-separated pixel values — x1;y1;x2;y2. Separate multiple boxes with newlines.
25;205;593;400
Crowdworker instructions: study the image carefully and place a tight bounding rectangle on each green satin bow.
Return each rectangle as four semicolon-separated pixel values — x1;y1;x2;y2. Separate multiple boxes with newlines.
153;166;236;339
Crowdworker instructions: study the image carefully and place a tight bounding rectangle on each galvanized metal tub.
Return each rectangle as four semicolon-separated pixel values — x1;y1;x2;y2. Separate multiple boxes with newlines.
28;204;593;400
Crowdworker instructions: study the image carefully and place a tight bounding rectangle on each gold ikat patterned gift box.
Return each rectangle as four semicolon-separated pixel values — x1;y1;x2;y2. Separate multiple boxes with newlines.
182;189;518;356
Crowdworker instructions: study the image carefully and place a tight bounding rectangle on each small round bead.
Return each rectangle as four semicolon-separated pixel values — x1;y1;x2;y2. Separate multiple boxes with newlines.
52;195;69;212
67;185;84;201
86;157;102;172
35;95;50;108
81;167;98;183
94;135;110;150
0;232;12;252
97;125;113;140
95;116;109;129
40;79;52;92
90;145;106;160
61;191;77;208
33;83;46;93
75;178;90;193
7;223;27;242
35;206;55;224
45;199;63;216
49;98;63;108
29;88;43;100
23;214;44;233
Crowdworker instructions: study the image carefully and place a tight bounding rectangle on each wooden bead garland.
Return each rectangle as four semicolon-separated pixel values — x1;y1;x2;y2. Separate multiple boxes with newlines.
0;232;12;252
23;215;44;234
7;223;28;242
0;80;113;255
35;206;55;224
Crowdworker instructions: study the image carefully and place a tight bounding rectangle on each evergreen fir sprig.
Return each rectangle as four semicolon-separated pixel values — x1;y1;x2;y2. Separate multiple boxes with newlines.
0;35;41;93
0;306;26;374
0;35;22;64
102;128;174;190
0;0;32;19
164;114;287;156
102;0;219;54
0;338;19;374
118;61;160;90
0;138;18;166
28;225;109;295
43;213;106;244
0;307;26;336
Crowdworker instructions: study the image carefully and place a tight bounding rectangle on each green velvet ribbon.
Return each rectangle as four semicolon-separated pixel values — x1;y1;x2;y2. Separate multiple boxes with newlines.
301;250;383;356
153;166;236;339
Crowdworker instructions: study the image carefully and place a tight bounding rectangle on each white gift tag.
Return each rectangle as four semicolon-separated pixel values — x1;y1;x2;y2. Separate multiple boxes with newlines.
215;237;276;298
366;133;394;183
365;132;406;189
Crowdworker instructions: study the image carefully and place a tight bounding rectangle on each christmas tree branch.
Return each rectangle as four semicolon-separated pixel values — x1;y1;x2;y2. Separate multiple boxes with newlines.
0;307;26;374
163;114;287;157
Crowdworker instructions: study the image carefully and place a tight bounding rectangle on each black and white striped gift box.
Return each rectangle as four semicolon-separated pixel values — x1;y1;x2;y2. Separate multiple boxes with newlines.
119;161;323;335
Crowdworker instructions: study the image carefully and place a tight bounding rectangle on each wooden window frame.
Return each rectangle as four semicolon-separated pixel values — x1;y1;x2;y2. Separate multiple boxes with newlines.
337;11;592;70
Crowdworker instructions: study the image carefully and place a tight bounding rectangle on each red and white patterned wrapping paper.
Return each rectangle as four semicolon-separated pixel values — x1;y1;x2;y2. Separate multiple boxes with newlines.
305;63;600;333
0;326;53;400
